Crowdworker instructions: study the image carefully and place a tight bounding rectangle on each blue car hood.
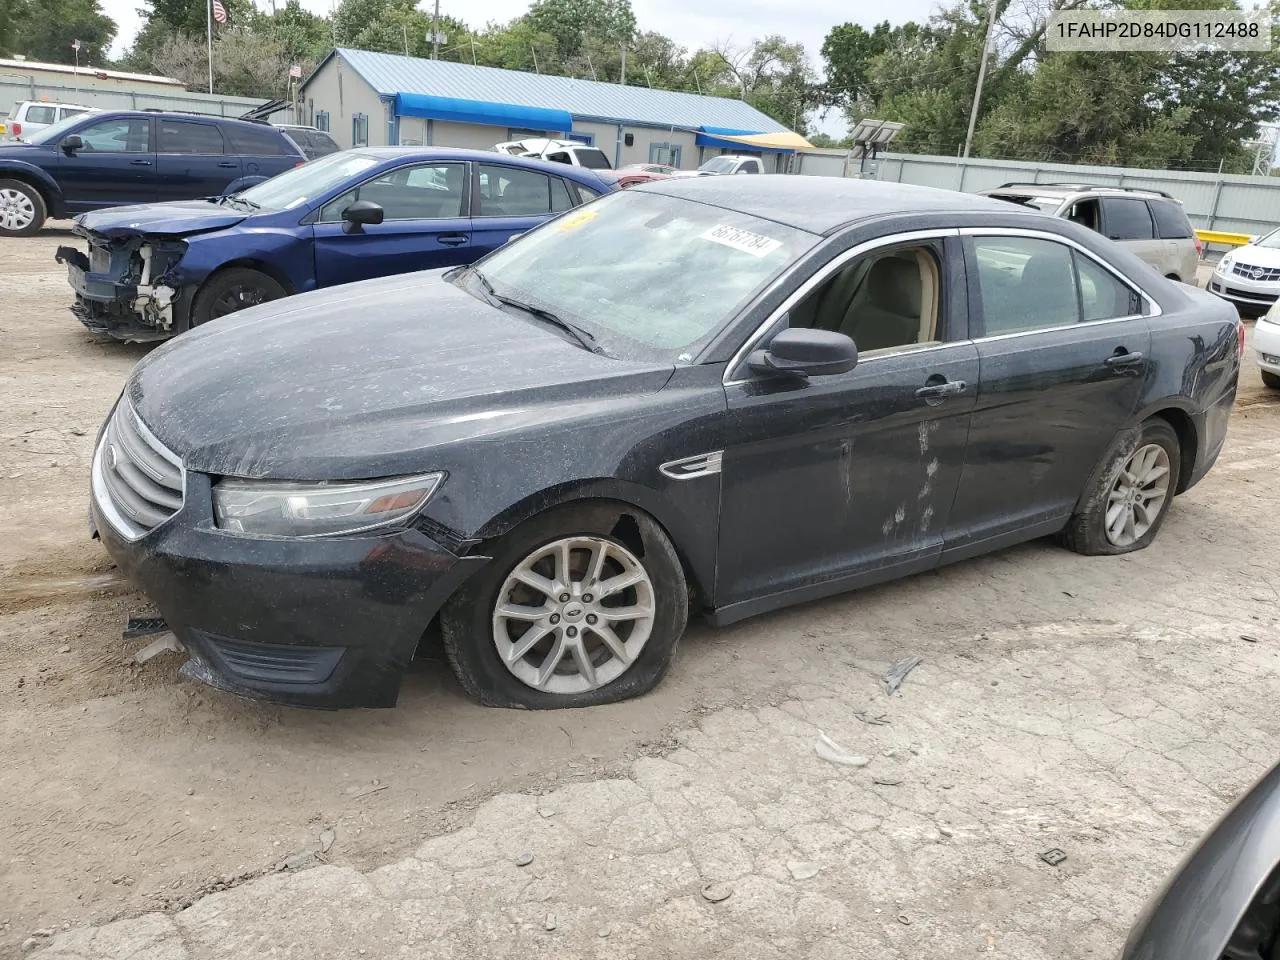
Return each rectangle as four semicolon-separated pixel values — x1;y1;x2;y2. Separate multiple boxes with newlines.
75;200;249;238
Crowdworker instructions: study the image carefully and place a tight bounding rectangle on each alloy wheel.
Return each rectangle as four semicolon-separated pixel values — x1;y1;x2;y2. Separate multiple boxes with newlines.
1105;443;1171;547
492;536;655;695
211;284;270;319
0;188;35;232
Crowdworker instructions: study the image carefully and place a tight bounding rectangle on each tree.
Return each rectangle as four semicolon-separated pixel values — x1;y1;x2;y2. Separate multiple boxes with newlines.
522;0;635;61
5;0;116;64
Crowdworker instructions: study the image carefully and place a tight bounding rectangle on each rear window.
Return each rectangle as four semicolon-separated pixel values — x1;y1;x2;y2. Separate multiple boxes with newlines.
575;148;612;170
224;123;294;156
158;119;225;154
24;105;56;125
282;129;338;159
1102;197;1155;240
1149;199;1193;239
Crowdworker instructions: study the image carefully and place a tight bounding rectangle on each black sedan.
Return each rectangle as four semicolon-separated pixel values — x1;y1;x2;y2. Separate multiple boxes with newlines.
89;177;1242;709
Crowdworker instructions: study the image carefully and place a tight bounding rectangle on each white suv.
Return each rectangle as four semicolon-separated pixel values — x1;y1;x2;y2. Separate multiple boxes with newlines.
981;183;1200;283
1;101;95;141
1252;299;1280;389
1207;228;1280;319
494;138;612;170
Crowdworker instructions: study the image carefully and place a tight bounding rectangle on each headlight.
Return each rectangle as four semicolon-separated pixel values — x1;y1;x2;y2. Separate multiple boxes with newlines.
212;473;444;538
1217;254;1235;273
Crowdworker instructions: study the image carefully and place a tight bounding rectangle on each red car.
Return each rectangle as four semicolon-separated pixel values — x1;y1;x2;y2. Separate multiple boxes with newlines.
597;169;672;189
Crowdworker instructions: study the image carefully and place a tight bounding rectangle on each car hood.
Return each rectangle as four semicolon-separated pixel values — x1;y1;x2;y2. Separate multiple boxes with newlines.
1231;244;1280;269
128;271;674;480
75;200;249;238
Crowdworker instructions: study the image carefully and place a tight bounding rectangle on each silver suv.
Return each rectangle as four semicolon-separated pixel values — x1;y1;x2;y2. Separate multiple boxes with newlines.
981;183;1200;283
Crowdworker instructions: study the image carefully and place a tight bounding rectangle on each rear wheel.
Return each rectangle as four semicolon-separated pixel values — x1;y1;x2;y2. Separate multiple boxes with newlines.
1060;418;1181;556
1262;370;1280;389
190;267;286;327
0;179;46;236
440;502;688;709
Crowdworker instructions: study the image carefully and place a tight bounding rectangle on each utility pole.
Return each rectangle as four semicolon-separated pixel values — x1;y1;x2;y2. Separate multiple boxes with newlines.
962;0;999;159
431;0;440;59
619;44;626;84
531;44;539;73
643;65;652;88
586;52;597;79
402;23;409;55
470;37;477;65
205;0;214;94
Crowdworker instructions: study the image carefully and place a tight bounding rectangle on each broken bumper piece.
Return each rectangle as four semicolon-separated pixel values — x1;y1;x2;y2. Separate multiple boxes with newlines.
56;237;189;342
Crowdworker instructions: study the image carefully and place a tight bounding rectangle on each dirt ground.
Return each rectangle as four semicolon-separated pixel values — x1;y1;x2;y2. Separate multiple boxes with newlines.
2;229;1279;958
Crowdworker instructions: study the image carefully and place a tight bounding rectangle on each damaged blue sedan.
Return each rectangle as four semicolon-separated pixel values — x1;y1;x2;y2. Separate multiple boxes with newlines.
55;147;612;342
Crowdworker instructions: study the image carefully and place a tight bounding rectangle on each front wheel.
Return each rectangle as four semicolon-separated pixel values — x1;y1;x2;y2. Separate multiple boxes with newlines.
1262;370;1280;390
0;179;46;236
1060;418;1181;556
189;267;286;327
440;502;688;709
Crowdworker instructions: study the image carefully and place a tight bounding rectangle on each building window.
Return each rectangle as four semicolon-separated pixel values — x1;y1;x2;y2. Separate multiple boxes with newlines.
352;113;368;147
649;142;681;166
315;110;329;132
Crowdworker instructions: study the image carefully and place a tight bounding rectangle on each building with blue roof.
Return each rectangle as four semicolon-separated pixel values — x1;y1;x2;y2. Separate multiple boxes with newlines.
299;48;801;171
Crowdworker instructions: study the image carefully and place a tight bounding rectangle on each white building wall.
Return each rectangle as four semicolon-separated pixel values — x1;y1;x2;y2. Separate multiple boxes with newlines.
568;120;698;169
301;55;387;149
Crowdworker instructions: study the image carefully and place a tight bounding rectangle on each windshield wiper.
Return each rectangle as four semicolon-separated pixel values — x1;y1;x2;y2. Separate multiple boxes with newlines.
469;268;606;356
216;194;260;211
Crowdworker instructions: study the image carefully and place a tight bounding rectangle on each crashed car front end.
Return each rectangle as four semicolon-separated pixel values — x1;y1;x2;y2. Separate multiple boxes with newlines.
56;226;192;342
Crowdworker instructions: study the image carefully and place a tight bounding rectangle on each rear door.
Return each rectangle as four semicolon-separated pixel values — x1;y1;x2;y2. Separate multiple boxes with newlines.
310;160;472;287
944;230;1153;561
155;118;238;201
56;115;156;209
1100;196;1164;274
1148;199;1199;282
222;123;301;184
470;162;576;253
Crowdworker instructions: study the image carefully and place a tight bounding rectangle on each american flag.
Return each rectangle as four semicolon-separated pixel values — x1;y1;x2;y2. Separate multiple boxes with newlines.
211;0;227;23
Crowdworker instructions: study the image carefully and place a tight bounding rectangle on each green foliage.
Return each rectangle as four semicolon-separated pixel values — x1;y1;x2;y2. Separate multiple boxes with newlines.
4;0;116;64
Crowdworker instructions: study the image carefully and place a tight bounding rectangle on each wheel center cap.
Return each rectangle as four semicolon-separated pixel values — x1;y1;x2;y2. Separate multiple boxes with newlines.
562;604;585;622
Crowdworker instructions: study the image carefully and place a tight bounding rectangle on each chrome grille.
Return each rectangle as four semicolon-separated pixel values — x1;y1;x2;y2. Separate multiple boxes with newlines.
1232;261;1280;282
92;403;184;540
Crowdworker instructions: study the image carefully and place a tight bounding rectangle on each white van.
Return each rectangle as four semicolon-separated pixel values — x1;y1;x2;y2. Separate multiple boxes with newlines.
1;101;96;141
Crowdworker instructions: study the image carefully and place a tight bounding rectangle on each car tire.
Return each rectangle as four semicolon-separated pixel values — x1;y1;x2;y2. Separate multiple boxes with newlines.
190;267;286;327
0;178;46;236
1262;371;1280;390
1060;418;1181;556
440;501;688;709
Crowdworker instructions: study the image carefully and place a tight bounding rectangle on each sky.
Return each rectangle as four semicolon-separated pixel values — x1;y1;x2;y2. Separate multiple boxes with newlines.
100;0;945;136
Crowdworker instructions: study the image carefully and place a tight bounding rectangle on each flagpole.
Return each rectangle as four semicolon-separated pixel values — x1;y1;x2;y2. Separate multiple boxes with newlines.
206;0;214;94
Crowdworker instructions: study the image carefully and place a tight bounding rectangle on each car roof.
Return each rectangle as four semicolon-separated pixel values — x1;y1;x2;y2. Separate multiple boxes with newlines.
351;146;610;183
637;175;1021;234
74;109;287;130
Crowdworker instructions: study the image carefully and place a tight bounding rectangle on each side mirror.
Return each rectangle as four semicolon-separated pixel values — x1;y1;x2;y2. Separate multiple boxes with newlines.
342;199;384;234
748;327;858;378
60;134;83;155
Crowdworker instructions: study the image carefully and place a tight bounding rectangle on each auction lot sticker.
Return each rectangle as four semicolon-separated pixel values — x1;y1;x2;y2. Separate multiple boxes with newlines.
701;224;783;258
1047;9;1271;51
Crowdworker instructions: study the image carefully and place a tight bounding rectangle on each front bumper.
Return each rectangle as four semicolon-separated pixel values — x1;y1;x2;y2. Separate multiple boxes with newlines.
1207;268;1280;314
1254;315;1280;379
55;240;189;342
92;467;488;708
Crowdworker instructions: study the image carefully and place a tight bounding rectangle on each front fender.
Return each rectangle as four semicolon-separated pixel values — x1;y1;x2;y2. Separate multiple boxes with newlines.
165;227;314;296
0;159;64;214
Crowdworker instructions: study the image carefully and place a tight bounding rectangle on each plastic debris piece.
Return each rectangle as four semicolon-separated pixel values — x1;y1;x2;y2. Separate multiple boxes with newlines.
815;731;870;768
787;861;819;880
515;852;534;867
873;778;903;786
543;913;556;931
318;828;335;853
1242;634;1260;643
898;914;911;925
1040;848;1067;866
123;616;169;640
883;656;923;695
135;633;184;664
701;882;733;903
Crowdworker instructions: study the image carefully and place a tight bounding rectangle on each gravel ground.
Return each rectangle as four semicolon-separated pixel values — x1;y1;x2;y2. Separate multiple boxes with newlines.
2;230;1278;959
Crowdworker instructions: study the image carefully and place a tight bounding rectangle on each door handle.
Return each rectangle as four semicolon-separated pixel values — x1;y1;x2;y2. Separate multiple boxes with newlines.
216;161;238;168
130;159;152;166
437;234;468;247
915;380;967;399
1105;350;1144;368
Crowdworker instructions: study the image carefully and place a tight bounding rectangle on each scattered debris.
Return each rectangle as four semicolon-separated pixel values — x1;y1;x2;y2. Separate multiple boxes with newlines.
352;784;389;800
938;826;954;838
873;778;903;787
897;913;912;925
1062;591;1075;598
543;913;557;931
1242;634;1260;643
701;882;733;903
57;644;70;654
1039;848;1067;866
515;852;534;867
318;827;336;853
122;616;169;640
815;731;870;768
597;925;612;938
854;711;891;725
134;633;184;664
882;656;923;695
787;861;820;880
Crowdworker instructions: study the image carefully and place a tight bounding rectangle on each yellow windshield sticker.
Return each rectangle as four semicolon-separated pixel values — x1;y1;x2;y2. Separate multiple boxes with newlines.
557;208;599;231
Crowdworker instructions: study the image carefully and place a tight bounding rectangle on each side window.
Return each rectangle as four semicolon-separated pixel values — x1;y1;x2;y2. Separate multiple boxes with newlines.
224;123;292;156
550;177;574;212
1102;197;1155;241
157;120;225;154
75;118;151;153
1149;199;1194;239
738;161;760;174
351;114;369;148
476;164;554;217
972;236;1078;335
1075;252;1142;321
314;111;330;133
26;105;56;124
545;151;572;165
789;245;941;353
575;184;602;202
1064;198;1100;232
319;162;466;222
59;107;89;121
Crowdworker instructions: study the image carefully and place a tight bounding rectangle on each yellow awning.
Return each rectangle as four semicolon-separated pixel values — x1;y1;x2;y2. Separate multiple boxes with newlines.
712;131;815;151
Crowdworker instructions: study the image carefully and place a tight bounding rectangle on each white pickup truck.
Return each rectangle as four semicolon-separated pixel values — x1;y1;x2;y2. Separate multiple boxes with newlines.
493;138;613;170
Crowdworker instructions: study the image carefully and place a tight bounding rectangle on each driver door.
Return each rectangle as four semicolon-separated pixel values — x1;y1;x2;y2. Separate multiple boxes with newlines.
715;230;978;611
311;161;473;287
56;116;157;211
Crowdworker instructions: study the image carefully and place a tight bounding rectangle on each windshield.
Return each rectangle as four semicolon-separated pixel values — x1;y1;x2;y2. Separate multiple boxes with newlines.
575;148;612;170
1255;228;1280;250
699;157;737;173
24;113;90;144
235;152;379;211
465;190;819;362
